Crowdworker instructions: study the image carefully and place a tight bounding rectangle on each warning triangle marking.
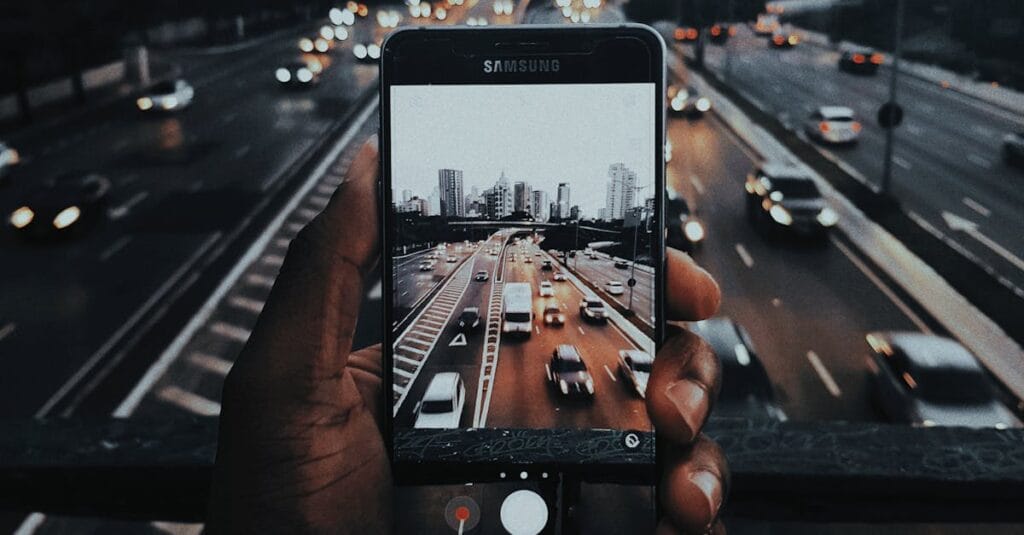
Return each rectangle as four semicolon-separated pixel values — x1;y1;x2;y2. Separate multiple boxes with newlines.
449;333;467;347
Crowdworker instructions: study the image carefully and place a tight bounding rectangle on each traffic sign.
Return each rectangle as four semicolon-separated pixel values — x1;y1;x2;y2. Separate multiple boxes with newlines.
627;278;637;287
878;102;904;129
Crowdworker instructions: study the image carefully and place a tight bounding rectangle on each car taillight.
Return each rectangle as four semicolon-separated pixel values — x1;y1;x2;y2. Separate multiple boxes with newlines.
819;121;830;133
773;36;784;45
674;28;685;40
729;26;738;36
686;28;698;40
852;121;862;133
870;53;884;64
711;26;721;36
852;53;865;64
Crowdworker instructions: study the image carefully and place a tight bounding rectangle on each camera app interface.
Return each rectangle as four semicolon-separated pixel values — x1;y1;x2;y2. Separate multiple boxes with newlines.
390;83;657;441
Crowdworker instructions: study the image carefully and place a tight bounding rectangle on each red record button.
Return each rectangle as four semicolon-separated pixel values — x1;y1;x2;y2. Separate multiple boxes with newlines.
444;496;481;532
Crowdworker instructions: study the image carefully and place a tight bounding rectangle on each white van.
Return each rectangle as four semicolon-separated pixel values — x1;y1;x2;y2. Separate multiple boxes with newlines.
503;282;533;335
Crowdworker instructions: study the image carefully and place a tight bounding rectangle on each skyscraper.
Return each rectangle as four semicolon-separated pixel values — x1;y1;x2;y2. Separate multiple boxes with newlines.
484;171;514;219
604;163;637;221
531;190;550;222
438;169;464;217
401;189;413;203
513;181;532;214
556;182;570;219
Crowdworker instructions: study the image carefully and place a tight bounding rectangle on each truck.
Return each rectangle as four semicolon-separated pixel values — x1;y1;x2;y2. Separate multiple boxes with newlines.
502;282;533;336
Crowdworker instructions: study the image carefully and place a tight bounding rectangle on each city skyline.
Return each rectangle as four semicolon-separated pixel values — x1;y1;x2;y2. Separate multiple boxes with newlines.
389;83;656;217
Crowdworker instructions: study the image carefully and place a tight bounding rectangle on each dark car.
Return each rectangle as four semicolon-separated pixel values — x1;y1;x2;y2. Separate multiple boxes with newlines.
546;344;595;397
541;260;553;270
456;307;480;332
744;163;838;240
668;85;711;117
838;48;884;75
275;60;321;88
613;259;629;269
693;318;786;421
666;186;705;253
673;26;699;43
1003;132;1024;167
8;172;111;239
770;32;799;48
866;332;1021;428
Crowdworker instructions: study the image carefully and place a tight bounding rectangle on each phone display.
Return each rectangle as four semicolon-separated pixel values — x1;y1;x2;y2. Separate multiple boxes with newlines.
382;27;665;483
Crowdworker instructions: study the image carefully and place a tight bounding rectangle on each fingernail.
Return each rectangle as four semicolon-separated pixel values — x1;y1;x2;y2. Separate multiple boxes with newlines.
665;379;708;441
689;470;723;529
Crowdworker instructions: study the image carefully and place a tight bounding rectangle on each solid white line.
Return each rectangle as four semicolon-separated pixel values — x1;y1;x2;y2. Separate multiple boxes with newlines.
967;153;993;169
227;295;264;314
157;386;221;416
831;236;932;334
187;352;233;376
806;351;842;398
962;197;991;218
604;364;617;382
35;232;221;418
211;321;252;343
99;236;132;262
13;513;45;535
0;322;16;342
734;243;754;268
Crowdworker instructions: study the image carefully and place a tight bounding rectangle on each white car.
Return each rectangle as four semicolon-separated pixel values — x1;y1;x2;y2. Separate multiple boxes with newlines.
446;256;458;263
605;281;625;295
418;262;434;271
618;350;653;398
553;272;566;281
539;281;554;297
805;106;861;144
474;270;489;281
413;372;465;429
0;141;20;181
136;79;194;112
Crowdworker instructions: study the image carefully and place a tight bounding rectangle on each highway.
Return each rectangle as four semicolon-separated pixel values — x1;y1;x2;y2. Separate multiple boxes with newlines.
686;24;1024;296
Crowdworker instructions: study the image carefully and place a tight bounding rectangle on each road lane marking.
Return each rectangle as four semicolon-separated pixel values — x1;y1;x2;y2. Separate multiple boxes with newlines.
406;337;433;346
689;174;705;195
399;345;427;355
151;521;203;535
211;321;251;343
396;355;420;367
806;351;841;398
99;236;132;262
309;194;331;206
534;325;541;335
578;326;586;335
286;221;304;233
734;243;754;268
967;153;993;169
971;124;994;138
962;197;991;217
0;322;15;342
233;144;251;159
393;367;414;378
905;123;923;136
187;352;233;376
297;207;320;220
261;254;284;267
892;155;912;170
604;365;617;382
13;513;46;535
157;386;221;416
227;295;264;314
316;183;336;195
771;298;782;307
831;236;932;333
108;191;150;220
245;273;275;288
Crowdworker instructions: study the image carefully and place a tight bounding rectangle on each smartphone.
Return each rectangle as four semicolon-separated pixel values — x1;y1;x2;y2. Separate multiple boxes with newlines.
381;25;665;531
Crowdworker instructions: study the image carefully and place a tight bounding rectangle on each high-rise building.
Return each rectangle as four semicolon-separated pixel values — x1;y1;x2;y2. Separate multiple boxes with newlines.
438;169;465;217
556;183;570;219
399;196;429;215
483;171;514;219
570;205;580;220
513;181;532;214
428;186;441;216
531;190;550;221
401;189;413;203
604;163;637;221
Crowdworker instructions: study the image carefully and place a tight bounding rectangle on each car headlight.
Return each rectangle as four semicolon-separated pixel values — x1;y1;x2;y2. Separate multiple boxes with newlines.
585;378;594;394
559;379;569;395
10;206;34;229
368;44;381;59
136;97;153;111
3;148;21;165
297;68;313;83
354;44;368;59
817;207;839;227
161;96;178;109
334;26;348;40
684;220;705;242
314;38;329;52
275;68;292;83
696;97;711;112
299;38;314;52
769;204;793;225
53;206;81;229
670;97;685;112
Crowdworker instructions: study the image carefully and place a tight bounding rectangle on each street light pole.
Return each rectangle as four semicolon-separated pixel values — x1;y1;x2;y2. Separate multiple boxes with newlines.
879;0;905;196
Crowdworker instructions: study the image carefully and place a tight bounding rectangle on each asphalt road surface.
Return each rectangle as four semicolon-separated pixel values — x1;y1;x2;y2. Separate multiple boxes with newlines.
570;251;655;327
689;25;1024;296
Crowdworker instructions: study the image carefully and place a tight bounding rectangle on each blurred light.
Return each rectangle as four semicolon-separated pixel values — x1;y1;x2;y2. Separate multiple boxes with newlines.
870;53;884;64
341;9;355;25
275;68;291;83
329;8;344;25
670;96;685;112
580;11;590;23
819;121;830;133
562;6;572;17
358;4;368;17
684;220;705;243
852;121;862;133
570;11;580;23
941;80;950;89
436;7;447;20
493;1;502;15
10;206;33;229
307;58;323;73
320;25;335;40
314;38;330;52
334;26;348;40
686;28;698;40
922;419;936;427
299;38;314;52
2;148;18;165
732;343;750;365
695;97;711;112
788;34;799;46
769;204;792;225
52;206;81;229
769;191;784;202
729;26;738;36
711;25;721;36
354;44;368;59
161;96;178;110
297;68;313;83
664;139;672;162
996;422;1009;430
852;53;865;64
368;43;381;59
773;35;785;46
136;97;153;111
346;1;358;11
410;4;421;16
817;207;839;227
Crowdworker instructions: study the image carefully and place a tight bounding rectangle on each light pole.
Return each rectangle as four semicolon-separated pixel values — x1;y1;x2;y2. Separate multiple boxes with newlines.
626;184;648;314
879;0;905;196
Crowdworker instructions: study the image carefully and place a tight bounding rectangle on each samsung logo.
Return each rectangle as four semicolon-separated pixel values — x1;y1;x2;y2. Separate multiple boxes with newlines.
483;59;561;74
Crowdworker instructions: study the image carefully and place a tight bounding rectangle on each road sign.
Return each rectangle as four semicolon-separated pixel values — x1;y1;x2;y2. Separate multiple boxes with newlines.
449;333;467;347
627;278;637;287
878;102;904;129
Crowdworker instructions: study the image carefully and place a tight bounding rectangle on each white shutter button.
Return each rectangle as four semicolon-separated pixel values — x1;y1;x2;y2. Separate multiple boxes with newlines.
499;490;548;535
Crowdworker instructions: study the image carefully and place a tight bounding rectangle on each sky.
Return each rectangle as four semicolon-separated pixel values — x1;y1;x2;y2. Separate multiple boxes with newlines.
389;83;656;216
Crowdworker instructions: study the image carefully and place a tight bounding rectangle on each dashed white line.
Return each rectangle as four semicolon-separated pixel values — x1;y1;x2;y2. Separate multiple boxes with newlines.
261;254;284;267
308;194;331;206
157;386;221;416
227;295;265;314
210;321;251;343
108;191;150;220
245;273;276;289
316;183;337;195
99;236;132;262
962;197;991;217
971;124;994;138
0;322;15;342
967;153;993;169
187;352;233;376
534;325;541;335
734;243;754;268
577;326;585;335
689;174;705;195
233;144;252;159
297;207;320;220
892;155;912;170
603;365;617;382
806;351;842;398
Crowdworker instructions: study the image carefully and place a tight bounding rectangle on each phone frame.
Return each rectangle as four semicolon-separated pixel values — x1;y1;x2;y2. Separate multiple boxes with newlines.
379;25;666;486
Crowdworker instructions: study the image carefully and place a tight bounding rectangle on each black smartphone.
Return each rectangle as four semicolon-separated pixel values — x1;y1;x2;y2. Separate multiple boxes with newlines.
381;25;665;532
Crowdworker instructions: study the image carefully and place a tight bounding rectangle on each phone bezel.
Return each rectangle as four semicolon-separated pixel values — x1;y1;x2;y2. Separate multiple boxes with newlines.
379;25;666;485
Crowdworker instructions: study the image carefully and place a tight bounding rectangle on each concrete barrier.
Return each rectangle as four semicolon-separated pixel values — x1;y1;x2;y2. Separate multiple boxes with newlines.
0;60;127;122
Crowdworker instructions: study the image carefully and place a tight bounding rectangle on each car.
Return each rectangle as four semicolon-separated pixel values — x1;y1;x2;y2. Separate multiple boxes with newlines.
489;248;499;256
353;41;381;61
0;141;20;182
541;260;553;271
8;172;111;238
579;296;607;322
605;281;624;295
770;31;800;48
426;252;438;260
708;24;736;44
838;47;884;74
666;186;705;253
542;304;565;326
693;318;786;420
745;163;839;239
298;36;332;54
456;307;481;332
546;345;595;397
413;372;465;429
534;252;541;257
805;106;861;145
673;27;699;43
418;261;434;271
553;271;566;281
668;86;711;117
275;60;321;88
613;259;629;269
539;281;554;297
754;13;780;36
446;256;457;263
136;79;194;112
524;256;533;263
508;254;516;262
474;270;489;281
617;349;653;398
865;331;1021;429
1003;132;1024;166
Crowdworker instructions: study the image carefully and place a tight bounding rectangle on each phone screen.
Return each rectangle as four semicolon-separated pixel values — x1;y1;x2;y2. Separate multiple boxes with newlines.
386;57;662;478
